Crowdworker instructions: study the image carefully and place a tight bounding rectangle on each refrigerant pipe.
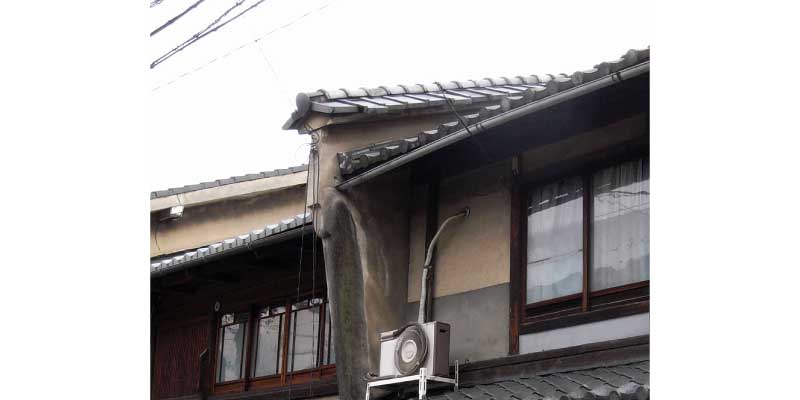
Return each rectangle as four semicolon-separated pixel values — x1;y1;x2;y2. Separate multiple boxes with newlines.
417;207;470;324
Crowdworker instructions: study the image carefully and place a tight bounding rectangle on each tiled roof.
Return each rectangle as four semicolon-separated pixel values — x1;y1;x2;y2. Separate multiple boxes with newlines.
429;360;649;400
150;164;308;199
150;213;312;277
284;48;649;131
334;48;649;178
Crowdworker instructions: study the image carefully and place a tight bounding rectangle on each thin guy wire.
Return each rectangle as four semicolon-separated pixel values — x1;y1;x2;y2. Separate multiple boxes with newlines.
439;86;492;163
309;132;320;366
288;148;313;400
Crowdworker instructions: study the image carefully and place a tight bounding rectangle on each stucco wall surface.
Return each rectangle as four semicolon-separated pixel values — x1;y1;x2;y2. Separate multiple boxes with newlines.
408;161;512;302
150;185;307;257
406;283;509;364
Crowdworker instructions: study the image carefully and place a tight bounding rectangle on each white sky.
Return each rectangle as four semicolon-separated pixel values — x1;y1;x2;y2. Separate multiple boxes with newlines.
148;0;652;191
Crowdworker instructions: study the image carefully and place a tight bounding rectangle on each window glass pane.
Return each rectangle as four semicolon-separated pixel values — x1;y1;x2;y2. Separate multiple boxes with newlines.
218;322;246;382
526;176;583;304
287;306;320;372
591;158;650;291
253;315;282;377
324;304;335;365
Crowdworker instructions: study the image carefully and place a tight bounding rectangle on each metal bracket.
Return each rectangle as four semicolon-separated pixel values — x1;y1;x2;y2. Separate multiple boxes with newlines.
365;363;459;400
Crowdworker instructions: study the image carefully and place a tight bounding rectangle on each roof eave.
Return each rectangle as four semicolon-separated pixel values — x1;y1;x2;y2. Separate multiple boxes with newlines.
336;60;650;190
150;213;313;278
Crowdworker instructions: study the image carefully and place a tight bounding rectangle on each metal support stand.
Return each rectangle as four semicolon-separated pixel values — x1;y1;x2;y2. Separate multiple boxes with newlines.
365;362;459;400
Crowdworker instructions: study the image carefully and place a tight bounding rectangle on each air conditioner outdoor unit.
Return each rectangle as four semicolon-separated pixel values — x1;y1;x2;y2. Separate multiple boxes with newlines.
379;321;450;378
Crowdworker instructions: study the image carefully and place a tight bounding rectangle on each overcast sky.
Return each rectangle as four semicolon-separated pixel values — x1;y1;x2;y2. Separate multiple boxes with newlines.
148;0;652;191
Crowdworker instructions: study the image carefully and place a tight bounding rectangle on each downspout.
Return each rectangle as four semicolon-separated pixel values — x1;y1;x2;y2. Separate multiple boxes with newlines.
417;208;470;324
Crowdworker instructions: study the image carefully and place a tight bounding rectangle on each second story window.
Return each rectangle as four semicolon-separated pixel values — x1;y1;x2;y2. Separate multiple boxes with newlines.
215;297;335;388
287;300;321;372
217;312;249;383
251;306;285;378
522;156;650;332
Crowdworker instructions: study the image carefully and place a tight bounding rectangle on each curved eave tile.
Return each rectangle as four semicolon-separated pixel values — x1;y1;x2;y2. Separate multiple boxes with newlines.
335;47;650;178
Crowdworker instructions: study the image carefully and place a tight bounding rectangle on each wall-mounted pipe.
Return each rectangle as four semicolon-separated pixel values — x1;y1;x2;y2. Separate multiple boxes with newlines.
418;207;470;324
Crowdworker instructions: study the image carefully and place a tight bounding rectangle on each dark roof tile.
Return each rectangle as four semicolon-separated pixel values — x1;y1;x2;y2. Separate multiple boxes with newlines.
151;164;307;200
150;213;312;276
312;48;650;178
428;360;648;400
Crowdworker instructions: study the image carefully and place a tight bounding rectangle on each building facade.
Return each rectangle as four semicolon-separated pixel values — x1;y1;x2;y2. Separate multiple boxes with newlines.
151;47;650;400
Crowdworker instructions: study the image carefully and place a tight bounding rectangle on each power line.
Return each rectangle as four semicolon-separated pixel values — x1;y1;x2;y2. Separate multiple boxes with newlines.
150;0;268;70
151;2;331;92
151;0;207;37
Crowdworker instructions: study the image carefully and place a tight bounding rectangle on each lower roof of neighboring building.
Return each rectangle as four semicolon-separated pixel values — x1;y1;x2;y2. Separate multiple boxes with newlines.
150;213;313;278
150;164;308;212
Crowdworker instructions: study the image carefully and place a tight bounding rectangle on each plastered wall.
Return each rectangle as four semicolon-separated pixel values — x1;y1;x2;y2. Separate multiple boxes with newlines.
150;184;307;257
407;161;512;302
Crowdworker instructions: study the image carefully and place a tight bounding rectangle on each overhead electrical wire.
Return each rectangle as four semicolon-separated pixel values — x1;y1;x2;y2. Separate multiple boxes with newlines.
150;2;331;92
151;0;207;37
439;86;493;163
150;0;268;69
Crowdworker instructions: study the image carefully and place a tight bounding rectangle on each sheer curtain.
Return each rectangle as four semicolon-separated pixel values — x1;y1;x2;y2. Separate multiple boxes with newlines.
591;158;650;291
288;305;320;372
252;313;283;377
218;321;246;382
526;176;584;304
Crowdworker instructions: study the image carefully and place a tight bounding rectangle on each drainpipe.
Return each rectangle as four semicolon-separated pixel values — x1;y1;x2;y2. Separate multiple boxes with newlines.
418;208;470;324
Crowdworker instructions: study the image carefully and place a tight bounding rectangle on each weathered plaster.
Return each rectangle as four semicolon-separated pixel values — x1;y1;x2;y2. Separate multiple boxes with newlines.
408;161;512;302
315;122;412;399
150;185;307;257
150;170;307;212
406;283;509;364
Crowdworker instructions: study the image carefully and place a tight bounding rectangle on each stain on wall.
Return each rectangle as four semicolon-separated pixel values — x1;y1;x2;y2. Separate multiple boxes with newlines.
406;283;509;364
151;185;307;257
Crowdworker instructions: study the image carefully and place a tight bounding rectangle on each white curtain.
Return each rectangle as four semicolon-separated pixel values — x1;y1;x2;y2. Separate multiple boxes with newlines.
218;322;246;382
526;176;584;304
591;158;650;291
253;315;283;377
288;306;320;372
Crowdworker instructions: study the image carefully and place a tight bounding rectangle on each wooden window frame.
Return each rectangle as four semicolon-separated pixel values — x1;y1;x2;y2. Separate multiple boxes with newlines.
249;304;286;381
215;312;250;385
512;152;650;339
213;297;336;395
